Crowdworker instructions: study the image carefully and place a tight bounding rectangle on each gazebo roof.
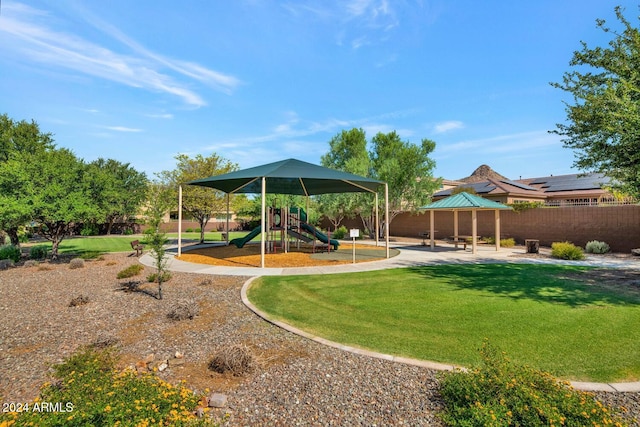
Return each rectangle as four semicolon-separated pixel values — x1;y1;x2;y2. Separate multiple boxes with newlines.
188;158;384;196
421;192;512;210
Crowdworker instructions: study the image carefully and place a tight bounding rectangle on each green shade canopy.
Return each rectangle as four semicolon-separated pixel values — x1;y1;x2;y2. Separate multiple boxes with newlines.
188;158;384;195
421;192;513;210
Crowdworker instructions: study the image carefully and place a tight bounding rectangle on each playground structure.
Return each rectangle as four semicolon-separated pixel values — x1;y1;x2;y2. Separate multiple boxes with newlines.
230;207;340;253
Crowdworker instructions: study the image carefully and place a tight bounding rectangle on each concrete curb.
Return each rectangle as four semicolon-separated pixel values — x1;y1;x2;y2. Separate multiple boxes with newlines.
240;276;640;393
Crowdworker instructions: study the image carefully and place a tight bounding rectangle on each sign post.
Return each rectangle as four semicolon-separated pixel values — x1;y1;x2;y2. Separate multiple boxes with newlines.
350;229;360;264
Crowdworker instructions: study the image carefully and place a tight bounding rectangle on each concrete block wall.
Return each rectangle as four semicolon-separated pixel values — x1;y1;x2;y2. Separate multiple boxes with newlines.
388;205;640;253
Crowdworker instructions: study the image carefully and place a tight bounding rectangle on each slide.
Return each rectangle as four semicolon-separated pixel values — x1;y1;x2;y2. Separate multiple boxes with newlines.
229;226;261;248
300;223;340;250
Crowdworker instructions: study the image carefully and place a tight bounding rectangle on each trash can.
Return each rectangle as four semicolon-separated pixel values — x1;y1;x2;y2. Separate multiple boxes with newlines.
525;239;539;254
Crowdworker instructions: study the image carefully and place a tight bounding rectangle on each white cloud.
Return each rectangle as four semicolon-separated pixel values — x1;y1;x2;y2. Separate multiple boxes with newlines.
433;120;464;134
0;2;241;106
104;126;143;133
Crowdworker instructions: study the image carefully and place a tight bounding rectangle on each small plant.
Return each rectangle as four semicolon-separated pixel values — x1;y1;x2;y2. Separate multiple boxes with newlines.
438;340;628;426
167;298;200;321
585;240;611;254
69;258;85;269
208;344;255;376
0;259;14;270
332;225;349;240
29;245;48;260
147;272;172;283
198;278;214;286
69;295;90;307
500;237;516;248
23;260;39;268
0;244;21;263
185;227;194;233
116;264;144;279
551;241;585;260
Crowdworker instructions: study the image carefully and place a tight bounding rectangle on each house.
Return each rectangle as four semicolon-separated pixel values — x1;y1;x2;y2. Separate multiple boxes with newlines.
433;165;631;206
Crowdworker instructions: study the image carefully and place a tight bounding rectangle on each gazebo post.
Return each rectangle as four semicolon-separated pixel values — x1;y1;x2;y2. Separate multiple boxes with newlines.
260;177;266;268
472;209;478;255
178;185;182;257
495;209;500;251
375;192;379;247
429;209;435;249
453;210;459;244
385;183;389;258
226;193;230;246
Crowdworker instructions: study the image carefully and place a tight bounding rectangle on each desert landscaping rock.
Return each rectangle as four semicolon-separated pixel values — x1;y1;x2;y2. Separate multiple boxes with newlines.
1;251;639;425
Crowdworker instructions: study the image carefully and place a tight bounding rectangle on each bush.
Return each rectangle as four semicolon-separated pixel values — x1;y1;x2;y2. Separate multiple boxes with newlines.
500;238;516;248
208;344;255;376
69;258;85;269
585;240;611;254
438;340;627;427
0;244;21;263
80;223;99;236
147;272;172;283
332;225;348;240
69;295;90;307
551;241;585;260
23;260;39;268
0;347;212;426
116;264;144;279
167;298;200;321
29;245;48;260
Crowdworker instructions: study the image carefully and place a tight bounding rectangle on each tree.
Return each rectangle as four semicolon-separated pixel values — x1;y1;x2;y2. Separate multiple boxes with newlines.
551;6;640;199
318;128;371;230
28;148;99;257
85;158;148;234
370;131;441;235
159;153;239;243
143;182;174;300
0;114;55;245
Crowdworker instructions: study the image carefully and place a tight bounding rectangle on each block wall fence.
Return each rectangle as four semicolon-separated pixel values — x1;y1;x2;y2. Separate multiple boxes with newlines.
336;205;640;253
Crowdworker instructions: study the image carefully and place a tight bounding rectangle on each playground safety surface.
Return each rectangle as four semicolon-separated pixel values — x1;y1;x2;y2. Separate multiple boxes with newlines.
176;242;400;268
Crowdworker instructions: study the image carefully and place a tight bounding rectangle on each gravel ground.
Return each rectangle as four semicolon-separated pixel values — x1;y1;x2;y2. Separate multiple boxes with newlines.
0;251;638;426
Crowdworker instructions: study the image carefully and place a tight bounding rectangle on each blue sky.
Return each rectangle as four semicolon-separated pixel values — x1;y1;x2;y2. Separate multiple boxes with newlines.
1;1;636;181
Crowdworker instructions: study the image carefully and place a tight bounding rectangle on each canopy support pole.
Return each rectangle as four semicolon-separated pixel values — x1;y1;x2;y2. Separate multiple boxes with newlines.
385;183;389;258
261;177;266;268
453;210;459;245
495;209;501;251
226;193;230;246
472;209;478;255
375;192;379;247
178;185;182;257
430;210;435;249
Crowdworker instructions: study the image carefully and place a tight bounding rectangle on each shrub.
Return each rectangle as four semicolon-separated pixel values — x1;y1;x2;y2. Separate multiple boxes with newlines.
0;259;14;270
29;245;48;260
332;225;348;240
585;240;611;254
167;298;200;321
69;258;85;269
147;272;172;283
23;260;39;268
208;344;255;376
438;340;627;427
69;295;90;307
80;223;99;236
551;241;585;260
185;227;194;233
116;264;144;279
500;237;516;248
0;244;21;263
0;347;212;426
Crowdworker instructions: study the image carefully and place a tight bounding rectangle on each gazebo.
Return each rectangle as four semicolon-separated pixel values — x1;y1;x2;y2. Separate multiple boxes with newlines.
183;158;389;267
420;192;512;254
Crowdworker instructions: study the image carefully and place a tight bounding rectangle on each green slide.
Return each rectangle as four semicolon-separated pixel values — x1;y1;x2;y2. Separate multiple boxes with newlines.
229;226;261;248
300;223;340;250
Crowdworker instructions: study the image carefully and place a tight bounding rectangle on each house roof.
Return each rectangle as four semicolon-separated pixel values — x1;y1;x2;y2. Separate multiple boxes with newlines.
188;158;384;196
520;173;610;192
421;192;512;210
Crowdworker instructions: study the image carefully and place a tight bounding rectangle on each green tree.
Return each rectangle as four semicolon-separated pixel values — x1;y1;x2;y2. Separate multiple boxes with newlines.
86;158;148;234
29;149;99;257
370;131;441;235
318;128;371;230
143;182;174;300
551;6;640;199
159;153;239;243
0;114;55;245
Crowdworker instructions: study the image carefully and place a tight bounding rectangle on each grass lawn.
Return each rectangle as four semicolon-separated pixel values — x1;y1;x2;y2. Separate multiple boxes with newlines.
248;263;640;382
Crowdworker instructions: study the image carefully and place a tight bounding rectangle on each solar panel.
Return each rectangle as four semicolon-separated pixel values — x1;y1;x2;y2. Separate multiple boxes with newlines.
500;180;538;191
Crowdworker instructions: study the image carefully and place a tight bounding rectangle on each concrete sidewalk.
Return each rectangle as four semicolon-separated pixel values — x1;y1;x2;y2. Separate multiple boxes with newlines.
138;241;640;392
